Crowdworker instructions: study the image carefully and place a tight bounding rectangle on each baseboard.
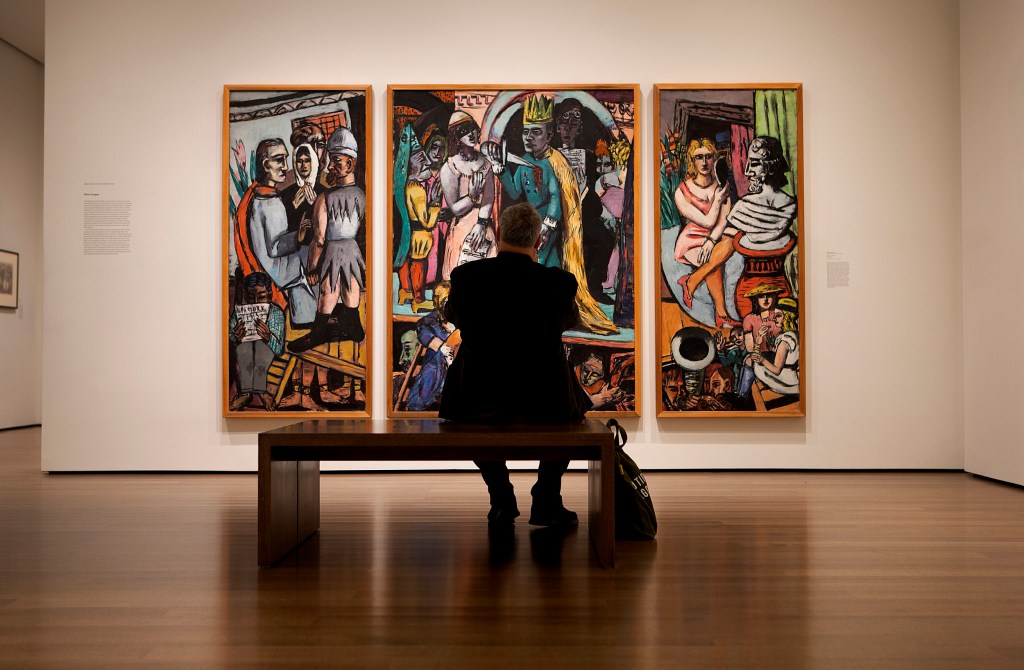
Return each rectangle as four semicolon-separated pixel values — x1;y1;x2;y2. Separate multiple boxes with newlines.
0;423;41;433
968;472;1024;491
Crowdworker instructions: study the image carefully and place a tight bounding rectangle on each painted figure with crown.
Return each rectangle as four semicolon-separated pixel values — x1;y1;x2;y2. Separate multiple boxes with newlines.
484;94;617;336
487;95;562;265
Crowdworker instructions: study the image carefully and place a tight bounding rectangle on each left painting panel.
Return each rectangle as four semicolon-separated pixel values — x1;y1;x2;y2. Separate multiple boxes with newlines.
223;86;372;417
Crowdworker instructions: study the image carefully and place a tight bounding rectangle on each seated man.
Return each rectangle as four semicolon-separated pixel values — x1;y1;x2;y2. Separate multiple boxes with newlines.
439;203;592;526
228;272;285;411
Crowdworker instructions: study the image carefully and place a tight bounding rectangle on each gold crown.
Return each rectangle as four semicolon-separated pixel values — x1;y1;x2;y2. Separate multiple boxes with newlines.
523;94;554;125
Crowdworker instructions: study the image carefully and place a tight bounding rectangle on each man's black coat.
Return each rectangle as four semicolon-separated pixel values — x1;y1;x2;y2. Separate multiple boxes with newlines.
438;251;592;423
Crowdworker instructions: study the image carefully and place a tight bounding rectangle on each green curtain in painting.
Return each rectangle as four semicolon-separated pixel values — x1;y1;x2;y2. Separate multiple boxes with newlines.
754;89;799;297
753;90;798;198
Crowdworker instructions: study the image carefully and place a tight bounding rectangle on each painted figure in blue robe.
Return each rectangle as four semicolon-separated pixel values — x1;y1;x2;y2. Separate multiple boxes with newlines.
487;95;566;268
483;93;617;336
496;154;562;267
405;282;459;411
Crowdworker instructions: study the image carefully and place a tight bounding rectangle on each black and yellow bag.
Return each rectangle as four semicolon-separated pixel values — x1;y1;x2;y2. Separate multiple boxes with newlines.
607;419;657;540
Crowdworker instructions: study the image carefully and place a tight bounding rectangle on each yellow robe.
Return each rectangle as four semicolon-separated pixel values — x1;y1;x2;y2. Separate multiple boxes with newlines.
405;181;438;260
544;148;619;336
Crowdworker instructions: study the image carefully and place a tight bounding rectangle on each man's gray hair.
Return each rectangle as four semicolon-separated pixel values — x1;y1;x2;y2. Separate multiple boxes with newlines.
499;203;542;248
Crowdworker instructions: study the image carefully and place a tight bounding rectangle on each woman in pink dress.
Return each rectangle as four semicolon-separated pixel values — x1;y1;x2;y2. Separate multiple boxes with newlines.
672;138;739;328
439;112;496;279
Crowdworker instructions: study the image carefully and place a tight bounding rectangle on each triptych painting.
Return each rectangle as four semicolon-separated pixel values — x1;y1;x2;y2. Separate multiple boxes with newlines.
221;83;802;419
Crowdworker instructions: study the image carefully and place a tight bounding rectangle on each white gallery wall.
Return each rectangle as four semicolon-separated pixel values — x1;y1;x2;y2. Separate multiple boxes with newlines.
43;0;965;471
0;39;43;430
961;0;1024;487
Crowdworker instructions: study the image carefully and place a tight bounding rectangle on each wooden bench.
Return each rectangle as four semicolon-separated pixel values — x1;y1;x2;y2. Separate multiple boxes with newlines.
258;419;617;568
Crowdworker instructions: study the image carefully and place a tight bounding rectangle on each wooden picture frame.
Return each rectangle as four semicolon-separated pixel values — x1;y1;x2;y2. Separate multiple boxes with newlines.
654;84;805;417
386;85;641;418
222;85;372;417
0;249;18;309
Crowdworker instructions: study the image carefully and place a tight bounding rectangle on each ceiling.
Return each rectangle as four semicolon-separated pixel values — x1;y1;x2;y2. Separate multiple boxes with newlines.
0;0;44;63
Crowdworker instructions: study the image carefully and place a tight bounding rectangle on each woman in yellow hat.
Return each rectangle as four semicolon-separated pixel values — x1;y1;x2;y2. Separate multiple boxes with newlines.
748;297;799;395
737;282;785;398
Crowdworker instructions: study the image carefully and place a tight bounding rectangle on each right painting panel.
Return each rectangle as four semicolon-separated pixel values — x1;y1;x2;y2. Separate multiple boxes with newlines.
655;84;804;416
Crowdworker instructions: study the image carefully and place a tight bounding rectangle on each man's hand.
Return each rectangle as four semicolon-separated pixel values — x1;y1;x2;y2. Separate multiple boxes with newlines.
702;395;728;411
537;217;557;249
595;385;624;406
306;270;320;286
233;322;247;341
481;141;504;174
298;216;313;244
439;344;455;365
254;319;271;342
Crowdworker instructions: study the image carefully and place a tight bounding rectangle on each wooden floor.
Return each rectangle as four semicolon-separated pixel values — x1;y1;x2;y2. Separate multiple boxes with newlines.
1;428;1023;669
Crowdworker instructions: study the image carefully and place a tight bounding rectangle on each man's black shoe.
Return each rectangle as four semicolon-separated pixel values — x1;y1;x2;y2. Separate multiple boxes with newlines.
487;505;520;526
528;505;579;527
287;333;320;353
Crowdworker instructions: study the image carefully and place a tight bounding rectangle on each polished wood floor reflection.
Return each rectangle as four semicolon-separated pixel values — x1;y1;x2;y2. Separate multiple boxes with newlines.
2;427;1023;668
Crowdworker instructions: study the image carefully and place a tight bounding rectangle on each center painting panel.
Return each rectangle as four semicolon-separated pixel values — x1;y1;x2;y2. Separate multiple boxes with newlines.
387;86;640;417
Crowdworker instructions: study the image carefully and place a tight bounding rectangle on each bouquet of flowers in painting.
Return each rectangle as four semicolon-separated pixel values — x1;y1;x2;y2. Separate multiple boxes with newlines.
656;85;803;416
387;86;640;416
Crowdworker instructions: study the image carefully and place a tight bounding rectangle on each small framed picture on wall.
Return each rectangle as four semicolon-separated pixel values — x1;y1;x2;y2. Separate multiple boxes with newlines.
0;249;18;309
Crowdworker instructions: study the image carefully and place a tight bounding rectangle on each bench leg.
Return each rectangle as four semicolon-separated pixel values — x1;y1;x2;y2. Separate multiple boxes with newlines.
296;460;321;545
588;449;616;568
258;446;320;566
